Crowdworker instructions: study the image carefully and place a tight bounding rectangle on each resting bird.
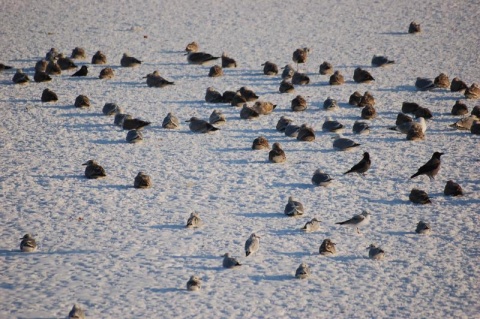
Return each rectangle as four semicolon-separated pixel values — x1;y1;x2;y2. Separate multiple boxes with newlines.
353;68;375;83
344;152;371;175
186;275;202;291
262;61;278;75
222;253;241;269
82;160;106;179
410;152;444;181
144;71;174;87
134;172;152;188
68;304;85;319
284;196;304;217
295;262;311;279
368;244;385;260
121;53;142;67
186;212;203;228
319;239;336;255
20;234;37;252
244;233;260;257
371;55;394;67
409;188;431;204
269;143;286;163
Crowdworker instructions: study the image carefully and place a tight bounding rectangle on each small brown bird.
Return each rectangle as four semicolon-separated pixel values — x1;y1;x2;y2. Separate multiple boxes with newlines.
240;104;260;120
349;91;363;106
291;72;310;85
71;47;87;59
359;91;375;107
74;95;90;108
396;113;413;126
406;125;425;141
409;188;431;204
464;83;480;99
99;67;114;79
444;180;463;196
319;61;333;75
208;65;223;77
162;112;180;129
415;221;432;235
35;59;48;73
56;54;77;70
71;65;88;77
221;52;237;68
269;142;286;163
41;88;58;102
434;73;450;88
411;152;443;181
329;70;344;85
252;101;276;115
292;47;310;70
91;51;107;64
291;95;307;112
102;103;122;116
231;92;248;107
262;61;279;75
121;53;142;67
276;116;293;132
205;87;224;103
185;41;199;52
402;102;420;114
371;55;395;67
408;21;421;34
450;77;468;92
319;239;336;255
123;118;151;130
144;70;174;87
353;68;375;83
361;105;377;120
344;152;371;175
279;80;295;93
296;124;315;141
20;234;37;252
252;136;270;150
82;160;106;179
209;110;226;125
34;71;52;82
134;172;152;189
281;64;295;79
238;87;259;101
414;106;433;119
451;100;468;116
46;61;61;75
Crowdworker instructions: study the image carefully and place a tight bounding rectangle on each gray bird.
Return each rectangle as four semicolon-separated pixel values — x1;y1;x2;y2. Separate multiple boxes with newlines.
269;142;286;163
396;112;413;125
406;125;425;141
410;152;443;180
409;188;431;204
415;77;435;91
349;91;363;106
434;73;450;88
282;64;295;79
99;67;114;79
450;77;468;92
323;97;338;111
82;160;106;179
285;123;300;137
238;87;259;101
465;83;480;100
245;233;260;257
291;95;307;112
208;65;223;77
295;262;311;279
332;135;361;151
133;172;151;188
222;253;241;269
68;304;85;319
144;70;174;87
102;103;122;116
35;59;48;73
71;65;88;77
121;53;141;67
449;115;479;131
240;104;260;120
186;51;219;65
252;136;270;150
34;70;52;82
209;110;226;125
291;72;310;85
114;113;132;126
186;275;202;291
20;234;37;252
301;218;321;232
71;47;87;59
319;61;333;75
12;69;30;84
123;118;151;130
262;61;278;75
186;212;203;228
186;117;219;133
444;180;463;196
57;54;77;70
252;101;276;115
353;68;375;83
389;117;426;134
205;87;224;103
408;21;421;33
297;124;315;141
74;95;90;108
344;152;371;175
276;116;293;132
359;91;375;107
311;169;333;187
415;221;432;235
292;47;310;70
336;211;371;234
414;106;433;119
45;48;59;61
284;196;304;217
162;112;180;129
41;88;58;102
371;55;395;67
451;100;468;115
185;41;199;53
279;80;295;93
361;105;377;120
46;60;61;75
221;52;237;68
322;116;344;133
319;239;336;255
91;51;107;64
352;121;371;135
126;130;143;143
368;244;385;260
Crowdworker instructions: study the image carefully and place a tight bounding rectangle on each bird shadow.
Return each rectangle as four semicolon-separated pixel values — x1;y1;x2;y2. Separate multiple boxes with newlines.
249;274;291;282
272;182;314;189
375;85;414;92
146;287;181;294
32;174;83;180
89;139;125;145
150;224;185;230
83;184;131;190
381;231;413;236
235;211;284;219
378;32;409;36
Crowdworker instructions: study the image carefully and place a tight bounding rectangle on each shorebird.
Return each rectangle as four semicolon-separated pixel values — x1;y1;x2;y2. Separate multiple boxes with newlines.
352;121;370;135
301;218;321;232
292;47;310;71
291;72;310;85
359;91;375;107
186;212;203;228
82;160;106;179
444;180;463;196
322;117;344;133
186;276;202;291
409;188;431;204
185;41;199;52
297;124;315;141
121;53;142;67
133;172;151;188
319;239;336;255
450;77;468;92
20;234;37;252
415;77;435;91
434;73;450;88
368;244;385;260
238;87;259;101
12;69;30;84
252;101;276;115
71;65;88;77
295;262;311;279
41;88;58;102
102;103;122;116
0;62;13;71
71;47;87;59
415;221;432;235
222;253;241;269
126;130;143;143
144;70;174;87
91;51;107;64
291;95;307;112
99;67;114;79
68;304;85;319
57;54;77;70
349;91;363;106
186;51;219;65
336;211;371;234
240;104;260;120
371;55;395;67
269;142;286;163
74;95;90;108
282;64;295;79
465;83;480;99
323;97;338;111
162;112;180;129
332;135;360;151
245;233;260;257
186;117;219;133
221;52;237;68
311;169;333;186
46;60;61;75
319;61;333;75
262;61;278;75
209;110;226;125
252;136;270;150
279;80;295;93
361;105;377;120
353;68;375;83
123;118;151;130
451;100;468;115
276;116;293;132
284;196;304;217
208;65;223;77
205;87;224;103
408;21;421;33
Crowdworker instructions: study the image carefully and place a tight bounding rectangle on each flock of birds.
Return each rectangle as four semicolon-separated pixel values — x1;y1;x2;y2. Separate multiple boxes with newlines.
2;20;478;318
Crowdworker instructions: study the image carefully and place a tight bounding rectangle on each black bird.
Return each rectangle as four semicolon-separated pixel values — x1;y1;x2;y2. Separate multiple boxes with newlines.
444;180;463;196
408;21;421;34
205;87;224;103
238;87;259;101
41;88;58;102
12;69;30;84
34;71;52;82
0;63;13;71
410;152;444;181
450;77;468;92
121;53;142;67
353;68;375;83
82;160;106;179
344;152;371;175
74;95;90;108
122;118;151;130
371;55;395;67
71;65;88;77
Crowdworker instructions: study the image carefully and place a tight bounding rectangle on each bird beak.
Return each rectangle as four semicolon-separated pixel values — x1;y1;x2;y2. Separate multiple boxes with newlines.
184;53;189;56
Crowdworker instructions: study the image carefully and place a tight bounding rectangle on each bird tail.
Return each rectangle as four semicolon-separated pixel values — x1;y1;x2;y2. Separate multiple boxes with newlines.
246;252;250;257
343;170;352;175
335;221;346;225
410;172;419;179
388;126;399;131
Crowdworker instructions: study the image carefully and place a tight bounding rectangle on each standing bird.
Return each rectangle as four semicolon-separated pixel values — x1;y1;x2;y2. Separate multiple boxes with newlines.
262;61;279;75
222;253;241;269
336;211;371;234
12;69;30;84
186;51;219;65
82;160;106;179
410;152;444;181
269;142;286;163
91;50;107;64
20;234;37;252
121;53;142;67
186;117;219;133
144;70;174;87
295;262;311;279
186;276;202;291
284;196;304;217
68;304;85;319
415;221;432;235
221;52;237;68
134;172;152;188
368;244;385;260
71;65;88;77
353;68;375;83
292;47;310;71
344;152;371;176
301;218;321;232
371;55;395;67
319;239;336;255
311;169;333;187
245;233;260;257
186;212;203;228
